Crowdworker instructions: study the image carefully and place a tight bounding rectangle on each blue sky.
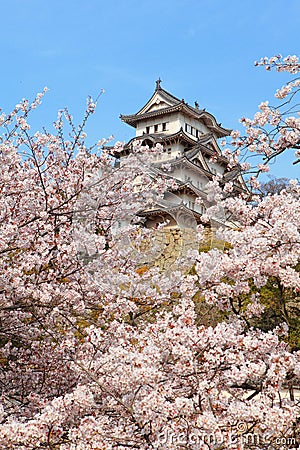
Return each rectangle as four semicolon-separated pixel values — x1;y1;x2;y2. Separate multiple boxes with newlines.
1;0;300;178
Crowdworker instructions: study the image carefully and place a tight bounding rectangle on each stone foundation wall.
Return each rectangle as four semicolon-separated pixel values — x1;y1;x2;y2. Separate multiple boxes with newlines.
136;227;217;272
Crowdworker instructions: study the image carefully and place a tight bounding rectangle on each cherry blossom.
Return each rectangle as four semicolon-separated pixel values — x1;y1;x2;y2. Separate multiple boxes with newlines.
1;58;300;449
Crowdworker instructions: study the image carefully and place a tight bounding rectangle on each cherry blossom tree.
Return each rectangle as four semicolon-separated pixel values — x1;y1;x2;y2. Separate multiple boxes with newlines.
0;56;300;450
220;55;300;190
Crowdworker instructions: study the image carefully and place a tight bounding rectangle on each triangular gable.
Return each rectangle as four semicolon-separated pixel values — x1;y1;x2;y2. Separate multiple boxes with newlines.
198;134;222;156
191;150;211;172
146;100;172;112
137;89;180;115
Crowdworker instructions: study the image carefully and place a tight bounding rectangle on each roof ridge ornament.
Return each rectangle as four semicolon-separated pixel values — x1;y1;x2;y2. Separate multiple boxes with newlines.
155;78;162;90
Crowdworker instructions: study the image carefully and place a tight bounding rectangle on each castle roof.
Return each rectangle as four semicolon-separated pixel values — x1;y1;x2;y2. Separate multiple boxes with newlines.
110;128;195;159
138;203;203;222
120;82;231;138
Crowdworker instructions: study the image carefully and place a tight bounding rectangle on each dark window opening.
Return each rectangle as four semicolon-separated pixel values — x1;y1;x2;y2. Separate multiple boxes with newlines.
142;139;153;148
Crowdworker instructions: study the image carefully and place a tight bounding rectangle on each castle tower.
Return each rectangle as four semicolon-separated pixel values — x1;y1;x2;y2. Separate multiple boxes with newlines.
114;80;245;229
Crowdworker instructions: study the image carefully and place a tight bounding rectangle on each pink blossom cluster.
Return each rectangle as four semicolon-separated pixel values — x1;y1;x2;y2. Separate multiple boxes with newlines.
223;55;300;177
255;54;300;74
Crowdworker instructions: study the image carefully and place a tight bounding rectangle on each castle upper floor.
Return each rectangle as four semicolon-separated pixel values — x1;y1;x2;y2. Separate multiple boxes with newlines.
120;79;230;142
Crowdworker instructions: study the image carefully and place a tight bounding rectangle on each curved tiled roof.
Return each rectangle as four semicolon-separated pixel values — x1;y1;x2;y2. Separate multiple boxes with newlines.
121;103;230;138
111;128;196;158
133;128;196;146
163;155;213;177
138;203;203;221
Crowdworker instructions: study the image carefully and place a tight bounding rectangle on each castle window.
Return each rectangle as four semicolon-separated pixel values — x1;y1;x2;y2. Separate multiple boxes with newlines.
185;124;192;134
162;122;167;131
154;124;159;132
146;126;150;134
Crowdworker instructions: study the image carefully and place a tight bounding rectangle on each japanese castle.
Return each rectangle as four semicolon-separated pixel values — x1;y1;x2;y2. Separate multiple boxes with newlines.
113;79;244;229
